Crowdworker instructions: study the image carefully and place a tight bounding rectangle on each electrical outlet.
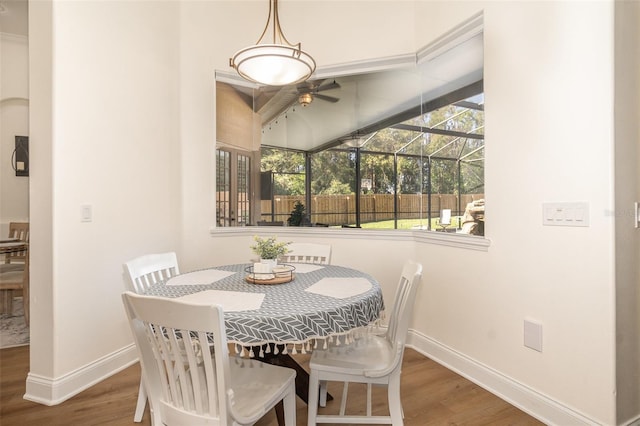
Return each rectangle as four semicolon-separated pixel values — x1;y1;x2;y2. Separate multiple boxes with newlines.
524;319;543;352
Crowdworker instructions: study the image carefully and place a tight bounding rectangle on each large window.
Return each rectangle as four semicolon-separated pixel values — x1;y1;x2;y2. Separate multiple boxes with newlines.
217;20;484;234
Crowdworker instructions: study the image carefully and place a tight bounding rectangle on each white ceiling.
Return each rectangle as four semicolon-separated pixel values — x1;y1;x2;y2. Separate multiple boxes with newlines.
260;68;423;151
225;32;484;152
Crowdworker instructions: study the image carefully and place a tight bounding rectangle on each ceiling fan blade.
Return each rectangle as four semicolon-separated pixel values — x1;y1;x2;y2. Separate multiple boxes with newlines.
296;80;318;93
314;94;340;103
315;80;341;92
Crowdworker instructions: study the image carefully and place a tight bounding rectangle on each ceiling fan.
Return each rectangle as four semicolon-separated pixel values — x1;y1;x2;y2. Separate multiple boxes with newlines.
296;80;341;107
254;79;342;125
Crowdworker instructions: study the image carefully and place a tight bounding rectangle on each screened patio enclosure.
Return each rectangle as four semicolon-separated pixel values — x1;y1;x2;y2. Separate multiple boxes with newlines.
259;87;484;234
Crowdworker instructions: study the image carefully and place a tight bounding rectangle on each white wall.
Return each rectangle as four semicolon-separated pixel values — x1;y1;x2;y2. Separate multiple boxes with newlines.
1;33;29;231
416;2;617;424
27;0;182;395
25;1;637;424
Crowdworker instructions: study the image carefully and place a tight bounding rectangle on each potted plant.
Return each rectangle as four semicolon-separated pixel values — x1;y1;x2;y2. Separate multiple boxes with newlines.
287;201;306;226
251;236;291;271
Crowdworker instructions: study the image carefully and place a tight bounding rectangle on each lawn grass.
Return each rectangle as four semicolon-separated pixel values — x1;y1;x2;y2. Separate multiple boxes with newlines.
351;217;462;230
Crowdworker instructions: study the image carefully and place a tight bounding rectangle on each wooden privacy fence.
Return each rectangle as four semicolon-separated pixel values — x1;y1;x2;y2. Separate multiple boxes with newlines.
260;194;485;226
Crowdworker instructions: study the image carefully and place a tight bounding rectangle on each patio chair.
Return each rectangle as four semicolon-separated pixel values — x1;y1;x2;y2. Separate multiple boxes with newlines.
307;260;423;425
123;252;180;422
437;209;452;232
122;291;296;426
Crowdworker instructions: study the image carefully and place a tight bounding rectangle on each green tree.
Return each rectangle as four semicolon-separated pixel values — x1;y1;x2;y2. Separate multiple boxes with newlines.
260;148;304;173
261;148;306;195
274;174;305;195
311;150;355;195
361;153;393;194
398;156;422;194
323;180;352;195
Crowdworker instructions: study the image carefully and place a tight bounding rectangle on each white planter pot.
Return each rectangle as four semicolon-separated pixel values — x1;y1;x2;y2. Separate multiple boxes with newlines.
259;258;277;272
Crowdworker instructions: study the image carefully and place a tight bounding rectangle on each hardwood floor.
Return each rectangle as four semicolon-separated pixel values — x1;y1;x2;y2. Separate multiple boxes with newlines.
0;345;544;425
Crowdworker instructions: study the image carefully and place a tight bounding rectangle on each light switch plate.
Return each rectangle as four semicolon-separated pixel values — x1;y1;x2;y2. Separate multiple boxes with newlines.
542;202;589;227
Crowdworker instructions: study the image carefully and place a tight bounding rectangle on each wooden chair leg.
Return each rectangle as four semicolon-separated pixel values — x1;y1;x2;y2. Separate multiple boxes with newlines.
1;290;14;314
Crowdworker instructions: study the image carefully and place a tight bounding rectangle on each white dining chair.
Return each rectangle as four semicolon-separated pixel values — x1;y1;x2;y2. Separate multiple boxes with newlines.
307;260;423;425
279;242;331;265
122;291;297;426
123;252;180;422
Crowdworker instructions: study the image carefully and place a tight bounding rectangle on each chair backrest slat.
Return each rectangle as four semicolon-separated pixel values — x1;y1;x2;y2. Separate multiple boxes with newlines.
124;252;180;294
280;243;331;265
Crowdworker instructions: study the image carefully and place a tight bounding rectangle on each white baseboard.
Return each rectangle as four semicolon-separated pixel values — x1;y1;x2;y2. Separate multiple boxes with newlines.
407;330;599;426
24;344;138;405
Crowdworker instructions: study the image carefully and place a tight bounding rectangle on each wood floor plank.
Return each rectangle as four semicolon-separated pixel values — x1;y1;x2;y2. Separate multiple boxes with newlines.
0;346;544;425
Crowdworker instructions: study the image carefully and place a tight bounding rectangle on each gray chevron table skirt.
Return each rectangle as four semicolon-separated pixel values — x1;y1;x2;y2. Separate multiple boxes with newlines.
144;263;384;354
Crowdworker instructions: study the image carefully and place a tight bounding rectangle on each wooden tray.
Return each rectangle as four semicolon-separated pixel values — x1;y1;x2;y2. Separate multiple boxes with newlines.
244;264;295;285
245;273;295;285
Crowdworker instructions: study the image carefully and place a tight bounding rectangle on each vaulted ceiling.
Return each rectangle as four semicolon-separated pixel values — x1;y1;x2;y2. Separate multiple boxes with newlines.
221;32;483;153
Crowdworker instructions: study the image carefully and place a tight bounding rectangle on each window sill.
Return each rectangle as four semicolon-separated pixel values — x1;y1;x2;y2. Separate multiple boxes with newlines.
210;226;490;251
412;229;490;251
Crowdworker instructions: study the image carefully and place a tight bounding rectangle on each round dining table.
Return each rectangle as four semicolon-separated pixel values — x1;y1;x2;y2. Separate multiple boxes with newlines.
144;263;385;354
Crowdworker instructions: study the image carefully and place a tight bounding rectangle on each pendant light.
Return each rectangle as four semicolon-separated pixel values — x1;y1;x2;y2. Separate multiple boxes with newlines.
229;0;316;86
